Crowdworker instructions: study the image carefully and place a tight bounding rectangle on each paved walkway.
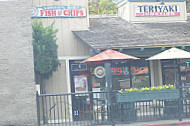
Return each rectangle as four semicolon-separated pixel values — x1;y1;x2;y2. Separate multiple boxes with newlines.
99;119;190;126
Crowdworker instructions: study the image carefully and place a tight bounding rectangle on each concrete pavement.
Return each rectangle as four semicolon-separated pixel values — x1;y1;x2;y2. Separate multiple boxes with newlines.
99;119;190;126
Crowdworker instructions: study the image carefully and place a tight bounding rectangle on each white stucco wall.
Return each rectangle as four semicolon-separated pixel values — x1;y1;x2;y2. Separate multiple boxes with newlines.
0;0;37;125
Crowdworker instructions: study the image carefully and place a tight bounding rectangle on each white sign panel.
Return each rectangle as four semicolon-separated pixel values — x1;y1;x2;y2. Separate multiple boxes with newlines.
74;75;88;93
94;66;105;78
31;6;87;18
135;5;180;16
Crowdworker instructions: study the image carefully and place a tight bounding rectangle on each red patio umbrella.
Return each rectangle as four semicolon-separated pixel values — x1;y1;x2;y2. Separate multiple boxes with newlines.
82;49;139;63
82;49;139;91
82;49;139;126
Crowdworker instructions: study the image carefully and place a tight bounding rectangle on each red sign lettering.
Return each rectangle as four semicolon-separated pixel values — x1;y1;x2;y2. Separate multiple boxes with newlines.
40;10;56;16
32;6;87;18
111;67;129;76
111;67;148;76
131;67;148;75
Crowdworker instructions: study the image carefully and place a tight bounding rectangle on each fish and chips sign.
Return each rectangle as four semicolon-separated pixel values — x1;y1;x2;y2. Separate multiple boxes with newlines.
31;5;87;18
135;5;180;16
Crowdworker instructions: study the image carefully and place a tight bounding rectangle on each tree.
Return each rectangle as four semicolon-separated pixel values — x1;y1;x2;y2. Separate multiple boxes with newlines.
89;0;190;14
32;20;60;83
187;0;190;13
89;0;117;15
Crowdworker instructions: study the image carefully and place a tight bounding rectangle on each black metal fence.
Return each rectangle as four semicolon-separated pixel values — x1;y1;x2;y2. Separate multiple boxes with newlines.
36;91;111;126
36;90;190;126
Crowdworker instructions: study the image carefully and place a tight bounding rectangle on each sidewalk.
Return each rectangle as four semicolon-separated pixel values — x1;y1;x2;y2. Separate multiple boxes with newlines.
100;119;190;126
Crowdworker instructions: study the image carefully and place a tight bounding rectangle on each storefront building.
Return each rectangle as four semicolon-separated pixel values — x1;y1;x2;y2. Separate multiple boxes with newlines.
73;0;190;92
117;0;187;22
32;0;190;95
31;0;190;124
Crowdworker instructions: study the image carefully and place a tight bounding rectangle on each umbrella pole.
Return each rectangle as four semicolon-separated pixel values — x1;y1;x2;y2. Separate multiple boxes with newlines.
105;62;112;92
104;62;115;126
177;59;183;121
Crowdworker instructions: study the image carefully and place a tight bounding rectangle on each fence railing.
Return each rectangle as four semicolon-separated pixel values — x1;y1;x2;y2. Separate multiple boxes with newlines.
36;90;190;126
36;91;111;126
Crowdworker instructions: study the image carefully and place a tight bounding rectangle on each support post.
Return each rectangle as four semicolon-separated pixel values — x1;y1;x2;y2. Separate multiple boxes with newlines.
104;62;115;126
105;62;112;93
36;91;41;126
177;60;183;121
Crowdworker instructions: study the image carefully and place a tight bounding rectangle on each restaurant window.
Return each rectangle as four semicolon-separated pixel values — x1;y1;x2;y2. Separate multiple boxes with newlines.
111;63;130;90
110;58;150;90
90;58;151;91
130;59;150;88
181;60;190;86
180;59;190;97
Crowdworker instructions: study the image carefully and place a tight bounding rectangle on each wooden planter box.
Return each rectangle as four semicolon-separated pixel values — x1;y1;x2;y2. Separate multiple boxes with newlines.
116;90;179;102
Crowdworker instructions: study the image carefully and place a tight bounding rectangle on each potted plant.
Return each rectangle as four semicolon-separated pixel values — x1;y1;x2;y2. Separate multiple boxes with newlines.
116;84;179;102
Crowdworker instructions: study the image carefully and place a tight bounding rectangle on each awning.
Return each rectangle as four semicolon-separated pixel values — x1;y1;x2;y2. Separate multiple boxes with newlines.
82;49;139;63
147;47;190;60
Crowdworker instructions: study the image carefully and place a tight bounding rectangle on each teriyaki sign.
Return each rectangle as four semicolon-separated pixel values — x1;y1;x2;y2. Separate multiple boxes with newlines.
135;5;180;16
31;6;86;18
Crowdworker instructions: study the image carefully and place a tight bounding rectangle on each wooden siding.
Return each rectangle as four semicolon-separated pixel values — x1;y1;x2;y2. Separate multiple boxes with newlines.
32;0;90;57
32;0;91;94
43;60;67;94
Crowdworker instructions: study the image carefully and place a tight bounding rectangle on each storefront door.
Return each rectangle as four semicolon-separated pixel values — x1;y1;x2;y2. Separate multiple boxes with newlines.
162;60;179;85
69;60;92;121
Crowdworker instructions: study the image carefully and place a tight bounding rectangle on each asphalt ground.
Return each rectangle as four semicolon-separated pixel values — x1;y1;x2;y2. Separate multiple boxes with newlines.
98;119;190;126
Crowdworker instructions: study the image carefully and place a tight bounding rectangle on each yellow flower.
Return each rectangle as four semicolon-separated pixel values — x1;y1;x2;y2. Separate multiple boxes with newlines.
141;88;145;91
133;88;138;91
129;88;133;92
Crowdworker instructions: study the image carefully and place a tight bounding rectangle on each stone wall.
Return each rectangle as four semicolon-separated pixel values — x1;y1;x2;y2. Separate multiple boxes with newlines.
0;0;37;125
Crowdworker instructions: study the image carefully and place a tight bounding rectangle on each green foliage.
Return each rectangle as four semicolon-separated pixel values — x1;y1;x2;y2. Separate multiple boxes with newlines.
89;0;117;15
32;20;60;79
187;0;190;13
118;84;175;93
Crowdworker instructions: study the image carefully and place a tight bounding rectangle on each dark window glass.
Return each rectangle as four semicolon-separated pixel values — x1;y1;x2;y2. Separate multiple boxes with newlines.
162;60;178;85
130;58;150;88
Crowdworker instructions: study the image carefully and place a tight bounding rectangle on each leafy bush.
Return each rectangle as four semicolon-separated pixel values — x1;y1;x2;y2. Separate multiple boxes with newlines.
187;0;190;13
32;20;60;79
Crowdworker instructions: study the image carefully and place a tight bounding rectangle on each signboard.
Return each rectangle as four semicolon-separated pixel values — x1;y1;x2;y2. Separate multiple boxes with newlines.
94;66;105;78
131;67;149;75
94;66;148;76
111;67;129;76
31;6;87;18
74;75;88;93
71;63;87;71
135;5;180;16
92;83;101;88
94;66;148;77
